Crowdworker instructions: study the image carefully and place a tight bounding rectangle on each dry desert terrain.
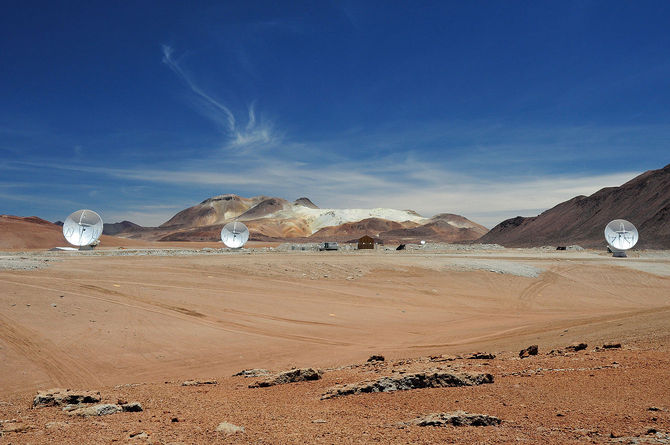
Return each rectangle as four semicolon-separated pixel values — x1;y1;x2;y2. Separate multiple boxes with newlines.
1;245;669;443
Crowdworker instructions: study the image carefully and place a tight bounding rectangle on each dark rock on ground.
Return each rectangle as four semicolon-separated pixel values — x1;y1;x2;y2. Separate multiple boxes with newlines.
321;371;494;399
121;402;143;412
367;355;385;362
565;342;587;352
467;352;496;360
602;343;622;349
519;345;538;358
33;389;101;408
66;402;142;417
409;411;501;427
250;368;322;388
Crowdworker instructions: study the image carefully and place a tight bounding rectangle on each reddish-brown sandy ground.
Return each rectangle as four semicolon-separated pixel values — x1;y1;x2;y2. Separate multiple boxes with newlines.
0;249;669;443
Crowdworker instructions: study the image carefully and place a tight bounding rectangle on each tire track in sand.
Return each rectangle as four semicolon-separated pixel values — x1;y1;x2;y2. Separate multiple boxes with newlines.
517;265;580;309
0;313;102;387
0;277;353;347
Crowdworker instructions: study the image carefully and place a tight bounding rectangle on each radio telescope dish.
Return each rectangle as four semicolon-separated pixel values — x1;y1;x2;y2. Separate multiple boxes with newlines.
63;209;103;247
604;219;638;257
221;221;249;248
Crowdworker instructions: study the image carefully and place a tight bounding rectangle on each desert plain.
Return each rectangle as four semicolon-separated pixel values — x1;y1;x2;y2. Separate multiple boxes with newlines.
0;244;669;443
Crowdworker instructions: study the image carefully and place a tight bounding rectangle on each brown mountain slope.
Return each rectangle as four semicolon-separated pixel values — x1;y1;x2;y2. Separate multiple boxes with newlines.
308;218;415;241
238;198;292;220
109;193;488;244
381;213;488;243
478;163;670;248
160;194;269;228
0;215;147;250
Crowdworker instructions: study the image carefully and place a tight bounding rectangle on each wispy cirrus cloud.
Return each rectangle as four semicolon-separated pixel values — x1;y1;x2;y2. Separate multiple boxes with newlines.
161;45;279;149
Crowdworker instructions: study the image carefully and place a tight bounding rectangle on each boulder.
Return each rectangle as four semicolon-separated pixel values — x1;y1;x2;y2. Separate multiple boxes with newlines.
565;343;587;352
121;402;143;412
33;388;101;408
250;368;322;388
321;371;493;399
519;345;538;358
467;352;496;360
367;355;385;362
67;402;142;416
67;404;122;417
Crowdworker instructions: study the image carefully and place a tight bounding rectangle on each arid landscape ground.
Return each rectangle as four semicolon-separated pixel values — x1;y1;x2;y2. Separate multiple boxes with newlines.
1;244;669;443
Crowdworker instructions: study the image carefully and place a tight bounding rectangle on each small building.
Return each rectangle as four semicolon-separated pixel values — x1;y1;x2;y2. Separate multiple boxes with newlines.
358;235;375;250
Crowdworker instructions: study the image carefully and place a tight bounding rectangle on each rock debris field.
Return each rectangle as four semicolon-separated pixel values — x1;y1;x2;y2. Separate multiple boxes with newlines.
0;246;669;443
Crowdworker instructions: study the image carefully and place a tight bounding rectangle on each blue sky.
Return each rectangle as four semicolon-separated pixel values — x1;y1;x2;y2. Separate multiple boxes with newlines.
1;1;669;228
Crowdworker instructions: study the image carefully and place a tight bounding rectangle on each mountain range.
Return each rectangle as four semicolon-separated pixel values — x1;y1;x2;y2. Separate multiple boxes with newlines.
110;195;488;243
479;163;670;248
3;163;669;249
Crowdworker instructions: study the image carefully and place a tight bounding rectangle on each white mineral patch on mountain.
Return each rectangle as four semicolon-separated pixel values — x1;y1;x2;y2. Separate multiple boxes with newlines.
271;206;428;233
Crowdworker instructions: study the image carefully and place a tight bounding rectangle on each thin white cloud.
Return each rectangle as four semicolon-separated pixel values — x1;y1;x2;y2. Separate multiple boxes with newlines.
161;45;280;150
161;45;236;132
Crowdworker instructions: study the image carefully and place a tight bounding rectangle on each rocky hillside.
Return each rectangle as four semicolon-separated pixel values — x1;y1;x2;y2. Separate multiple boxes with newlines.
478;163;670;248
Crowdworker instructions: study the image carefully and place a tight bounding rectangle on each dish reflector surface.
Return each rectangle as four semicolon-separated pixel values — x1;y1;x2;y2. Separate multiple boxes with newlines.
63;209;103;246
221;221;249;248
604;219;638;251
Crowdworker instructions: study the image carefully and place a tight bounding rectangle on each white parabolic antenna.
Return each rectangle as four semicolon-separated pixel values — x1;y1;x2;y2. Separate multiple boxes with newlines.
63;209;103;247
604;219;638;254
221;221;249;248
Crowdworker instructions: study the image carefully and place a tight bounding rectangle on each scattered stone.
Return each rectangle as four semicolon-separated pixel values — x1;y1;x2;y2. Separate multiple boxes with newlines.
603;343;622;349
129;431;149;439
429;355;459;362
648;407;663;412
181;379;217;386
250;368;322;388
33;388;101;408
519;345;538;358
467;352;496;360
321;371;493;399
409;411;501;427
121;402;143;412
171;417;179;422
216;422;245;435
233;369;270;378
367;355;385;362
565;342;588;352
67;403;122;417
312;419;327;424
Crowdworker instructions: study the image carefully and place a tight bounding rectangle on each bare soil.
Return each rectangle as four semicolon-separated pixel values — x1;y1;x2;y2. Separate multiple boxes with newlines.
1;248;669;443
